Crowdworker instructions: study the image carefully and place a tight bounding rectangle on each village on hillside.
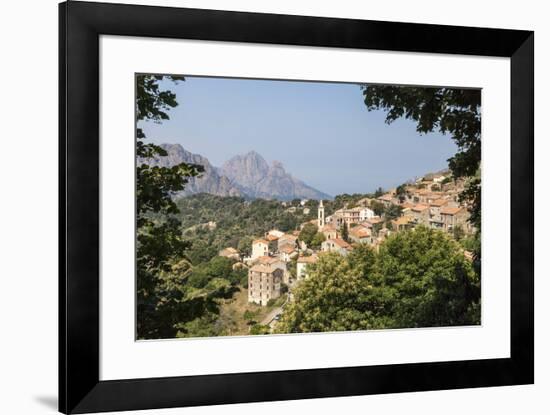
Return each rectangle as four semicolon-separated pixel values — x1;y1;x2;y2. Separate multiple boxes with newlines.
217;171;476;331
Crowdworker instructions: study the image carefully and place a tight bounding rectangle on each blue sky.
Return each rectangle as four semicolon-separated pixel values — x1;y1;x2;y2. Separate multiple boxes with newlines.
139;76;457;196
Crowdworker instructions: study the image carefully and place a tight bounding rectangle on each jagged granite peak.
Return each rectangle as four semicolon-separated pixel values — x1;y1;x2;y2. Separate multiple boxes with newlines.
220;151;270;190
140;143;332;201
140;143;242;197
220;150;331;201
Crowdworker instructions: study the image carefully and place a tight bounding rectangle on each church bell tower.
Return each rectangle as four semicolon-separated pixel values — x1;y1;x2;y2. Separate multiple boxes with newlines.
318;200;325;228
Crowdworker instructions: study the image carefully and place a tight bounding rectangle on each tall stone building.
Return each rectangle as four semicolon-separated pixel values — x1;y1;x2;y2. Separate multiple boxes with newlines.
248;264;283;306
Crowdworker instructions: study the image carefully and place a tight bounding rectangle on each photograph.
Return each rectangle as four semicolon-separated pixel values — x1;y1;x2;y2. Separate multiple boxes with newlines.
0;0;540;413
136;74;482;340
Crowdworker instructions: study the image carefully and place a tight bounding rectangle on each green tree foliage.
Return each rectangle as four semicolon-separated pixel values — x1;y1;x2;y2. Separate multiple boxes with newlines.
299;222;318;246
374;226;480;327
276;251;392;333
361;85;481;231
175;194;308;264
288;257;298;279
250;324;271;335
340;222;349;242
370;200;385;216
175;312;223;338
187;256;243;288
310;232;326;249
136;75;235;339
374;187;385;198
453;225;465;241
395;184;410;203
277;227;480;333
384;204;403;221
238;236;254;258
372;221;384;235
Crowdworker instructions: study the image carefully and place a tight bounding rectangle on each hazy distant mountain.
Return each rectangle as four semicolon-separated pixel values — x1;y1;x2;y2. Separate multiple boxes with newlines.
220;151;331;200
140;144;243;197
140;144;331;200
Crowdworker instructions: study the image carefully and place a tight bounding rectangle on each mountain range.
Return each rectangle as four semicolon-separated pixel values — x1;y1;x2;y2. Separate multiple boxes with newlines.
141;143;332;201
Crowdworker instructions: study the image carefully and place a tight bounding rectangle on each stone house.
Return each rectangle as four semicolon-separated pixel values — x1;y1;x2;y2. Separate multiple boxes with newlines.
410;204;430;225
255;255;289;283
279;245;298;262
320;223;339;240
248;264;283;306
440;206;471;233
321;238;351;256
251;239;269;260
267;229;285;238
391;216;414;232
377;194;396;207
278;234;298;251
428;198;449;229
326;207;375;227
349;225;373;244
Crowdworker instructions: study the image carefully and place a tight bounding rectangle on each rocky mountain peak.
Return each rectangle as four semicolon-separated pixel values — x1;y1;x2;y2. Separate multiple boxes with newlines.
142;143;331;201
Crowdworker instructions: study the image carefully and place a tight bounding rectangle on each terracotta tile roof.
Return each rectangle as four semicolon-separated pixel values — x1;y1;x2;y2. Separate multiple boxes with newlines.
350;227;371;238
328;238;351;248
257;256;280;265
253;239;268;245
392;216;413;226
219;247;238;255
250;264;275;273
280;245;296;254
430;199;449;207
266;234;279;241
441;206;464;215
412;204;429;212
279;234;298;241
377;194;394;201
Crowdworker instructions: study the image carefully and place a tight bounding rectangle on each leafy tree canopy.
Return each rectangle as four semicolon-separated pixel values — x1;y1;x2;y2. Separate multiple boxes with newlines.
299;223;318;246
136;75;229;339
277;226;480;333
340;222;349;242
310;232;326;249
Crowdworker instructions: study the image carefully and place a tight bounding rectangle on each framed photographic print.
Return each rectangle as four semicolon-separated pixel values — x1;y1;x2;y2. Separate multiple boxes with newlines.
59;1;534;413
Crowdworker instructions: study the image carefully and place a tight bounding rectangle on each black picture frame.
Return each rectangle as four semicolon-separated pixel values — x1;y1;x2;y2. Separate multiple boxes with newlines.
59;1;534;413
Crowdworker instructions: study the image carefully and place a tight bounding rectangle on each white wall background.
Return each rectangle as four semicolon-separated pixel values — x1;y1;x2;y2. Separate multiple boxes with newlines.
0;0;545;414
